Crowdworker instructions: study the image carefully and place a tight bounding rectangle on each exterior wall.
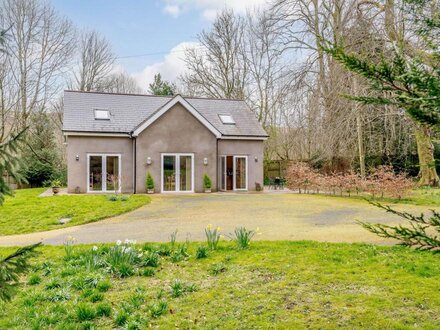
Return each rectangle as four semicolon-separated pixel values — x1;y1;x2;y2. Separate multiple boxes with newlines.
135;103;217;193
66;136;133;193
218;139;264;191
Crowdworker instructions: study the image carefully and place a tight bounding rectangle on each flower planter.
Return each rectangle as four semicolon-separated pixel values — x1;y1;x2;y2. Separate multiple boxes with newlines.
52;187;60;195
204;188;211;193
147;189;154;194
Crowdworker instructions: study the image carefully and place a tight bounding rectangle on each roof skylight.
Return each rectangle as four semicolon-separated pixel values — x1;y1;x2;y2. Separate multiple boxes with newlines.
219;114;235;125
94;109;110;120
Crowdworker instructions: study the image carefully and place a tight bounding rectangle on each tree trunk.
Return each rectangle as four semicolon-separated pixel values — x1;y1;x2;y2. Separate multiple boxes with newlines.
353;78;366;178
415;125;439;186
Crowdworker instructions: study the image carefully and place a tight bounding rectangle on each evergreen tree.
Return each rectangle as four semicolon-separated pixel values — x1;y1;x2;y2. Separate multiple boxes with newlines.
148;73;176;96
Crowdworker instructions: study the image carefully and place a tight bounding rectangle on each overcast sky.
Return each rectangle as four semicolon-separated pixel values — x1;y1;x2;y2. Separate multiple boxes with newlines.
52;0;269;91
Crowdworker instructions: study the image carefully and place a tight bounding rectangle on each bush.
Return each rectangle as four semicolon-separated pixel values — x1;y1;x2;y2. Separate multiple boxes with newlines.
146;172;154;190
203;174;212;189
107;195;118;202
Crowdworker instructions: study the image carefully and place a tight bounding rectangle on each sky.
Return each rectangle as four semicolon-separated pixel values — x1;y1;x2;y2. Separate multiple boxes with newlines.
52;0;269;90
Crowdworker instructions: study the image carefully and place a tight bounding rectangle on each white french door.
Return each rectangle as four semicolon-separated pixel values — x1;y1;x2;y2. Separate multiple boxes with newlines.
161;153;194;193
233;156;248;191
87;154;121;193
219;155;248;191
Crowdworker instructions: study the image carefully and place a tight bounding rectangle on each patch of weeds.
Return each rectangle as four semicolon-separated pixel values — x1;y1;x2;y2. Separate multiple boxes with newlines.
76;303;96;322
170;244;189;263
126;313;148;330
128;289;146;309
96;279;112;292
64;236;76;260
60;267;76;277
170;280;184;298
115;310;129;326
142;251;160;267
22;290;44;307
40;261;53;276
169;229;178;248
80;321;95;330
120;195;129;201
28;273;41;285
96;303;112;317
107;195;119;202
81;288;94;299
205;224;221;250
45;279;62;290
149;300;168;318
115;263;134;278
142;267;155;277
196;245;208;259
169;279;198;298
156;288;165;300
156;244;171;256
46;288;71;302
89;292;104;303
231;227;258;249
210;262;227;275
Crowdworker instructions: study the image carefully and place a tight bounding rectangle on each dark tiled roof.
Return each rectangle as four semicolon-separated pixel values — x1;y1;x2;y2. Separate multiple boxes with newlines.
63;91;267;137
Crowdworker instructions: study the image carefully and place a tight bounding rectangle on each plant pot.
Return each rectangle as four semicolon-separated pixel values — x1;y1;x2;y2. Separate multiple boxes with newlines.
52;187;60;195
204;188;211;193
147;189;154;194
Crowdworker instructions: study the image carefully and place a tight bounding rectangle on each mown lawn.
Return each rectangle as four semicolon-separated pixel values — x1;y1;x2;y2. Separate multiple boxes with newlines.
0;189;151;236
0;241;438;329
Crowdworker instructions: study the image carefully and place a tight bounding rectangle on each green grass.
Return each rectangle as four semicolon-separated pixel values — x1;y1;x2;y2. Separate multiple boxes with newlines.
309;187;440;206
0;241;438;329
0;189;151;236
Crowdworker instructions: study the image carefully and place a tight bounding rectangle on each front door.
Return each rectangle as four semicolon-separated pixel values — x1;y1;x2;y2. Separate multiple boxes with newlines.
162;153;194;192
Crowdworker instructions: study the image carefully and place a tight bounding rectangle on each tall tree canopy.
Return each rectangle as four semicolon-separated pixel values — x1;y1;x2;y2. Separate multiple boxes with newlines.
148;73;176;96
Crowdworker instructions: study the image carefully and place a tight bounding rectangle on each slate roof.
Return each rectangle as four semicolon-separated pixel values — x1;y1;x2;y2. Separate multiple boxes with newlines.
62;90;268;138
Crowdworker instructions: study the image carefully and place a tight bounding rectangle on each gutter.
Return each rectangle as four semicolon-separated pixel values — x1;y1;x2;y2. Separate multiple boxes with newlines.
129;131;137;194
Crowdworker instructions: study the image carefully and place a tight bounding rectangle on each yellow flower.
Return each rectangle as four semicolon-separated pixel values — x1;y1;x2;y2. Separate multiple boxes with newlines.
216;227;221;231
207;224;213;230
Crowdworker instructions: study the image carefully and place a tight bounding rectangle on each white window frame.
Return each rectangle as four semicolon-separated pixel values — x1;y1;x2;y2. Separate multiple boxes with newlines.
219;114;235;125
94;109;110;120
233;155;248;191
161;153;195;193
87;153;122;193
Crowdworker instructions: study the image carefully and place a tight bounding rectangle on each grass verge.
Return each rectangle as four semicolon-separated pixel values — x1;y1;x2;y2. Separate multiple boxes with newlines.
0;189;151;236
0;241;438;329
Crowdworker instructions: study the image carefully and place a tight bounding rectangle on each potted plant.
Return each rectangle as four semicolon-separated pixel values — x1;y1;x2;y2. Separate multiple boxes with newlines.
52;179;62;195
203;174;212;193
146;172;154;194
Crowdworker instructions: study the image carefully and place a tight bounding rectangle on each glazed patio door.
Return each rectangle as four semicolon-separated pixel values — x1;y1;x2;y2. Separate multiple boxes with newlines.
233;156;248;191
88;154;121;193
219;156;226;191
162;154;194;192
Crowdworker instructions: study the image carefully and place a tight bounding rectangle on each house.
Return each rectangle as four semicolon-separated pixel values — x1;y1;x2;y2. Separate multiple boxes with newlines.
62;91;268;193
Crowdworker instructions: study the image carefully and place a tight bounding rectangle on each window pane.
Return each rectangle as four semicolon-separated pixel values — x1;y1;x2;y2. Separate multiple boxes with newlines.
89;156;102;191
163;155;176;191
107;156;119;191
235;157;247;189
180;156;192;191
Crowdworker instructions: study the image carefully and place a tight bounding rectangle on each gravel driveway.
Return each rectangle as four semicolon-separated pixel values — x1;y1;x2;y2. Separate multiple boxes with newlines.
0;193;429;246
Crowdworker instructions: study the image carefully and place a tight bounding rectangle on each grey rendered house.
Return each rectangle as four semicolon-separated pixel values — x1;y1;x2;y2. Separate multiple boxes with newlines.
62;91;268;194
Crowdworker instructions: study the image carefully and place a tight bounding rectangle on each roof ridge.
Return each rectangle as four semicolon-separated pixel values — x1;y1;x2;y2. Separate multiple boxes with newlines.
64;90;245;102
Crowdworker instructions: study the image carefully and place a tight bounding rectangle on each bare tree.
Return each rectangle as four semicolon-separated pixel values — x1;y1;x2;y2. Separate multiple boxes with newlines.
0;0;76;130
71;30;115;91
98;71;142;94
180;9;248;99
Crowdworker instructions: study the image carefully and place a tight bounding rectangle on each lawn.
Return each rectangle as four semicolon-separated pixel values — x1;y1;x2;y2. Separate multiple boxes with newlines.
0;241;438;329
0;189;151;236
